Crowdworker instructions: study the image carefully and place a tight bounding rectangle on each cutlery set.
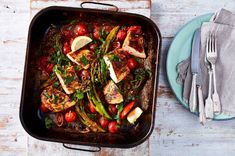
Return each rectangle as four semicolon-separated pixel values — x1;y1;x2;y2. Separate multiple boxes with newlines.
189;30;221;124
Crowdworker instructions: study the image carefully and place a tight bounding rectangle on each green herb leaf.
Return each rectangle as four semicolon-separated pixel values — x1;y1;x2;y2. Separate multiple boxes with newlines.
43;92;50;99
64;76;74;85
45;117;53;129
52;81;60;88
87;113;97;119
80;55;89;65
109;54;120;62
75;90;84;100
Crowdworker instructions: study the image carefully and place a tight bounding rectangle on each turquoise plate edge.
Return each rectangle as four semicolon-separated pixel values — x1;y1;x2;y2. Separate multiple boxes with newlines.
166;13;235;120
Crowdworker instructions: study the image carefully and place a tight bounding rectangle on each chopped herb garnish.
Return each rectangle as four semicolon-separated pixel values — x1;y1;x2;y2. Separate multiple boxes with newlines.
74;65;81;71
53;65;61;74
109;54;120;62
51;93;58;103
80;55;89;65
43;92;50;99
114;103;124;122
127;95;134;101
64;76;74;85
52;81;60;88
99;27;108;39
45;117;53;129
74;90;84;100
87;113;97;119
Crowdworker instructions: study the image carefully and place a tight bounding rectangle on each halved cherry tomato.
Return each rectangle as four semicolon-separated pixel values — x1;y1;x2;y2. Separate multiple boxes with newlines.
45;63;54;73
117;30;127;41
74;23;88;36
40;103;49;113
128;26;142;34
99;116;109;128
108;121;119;133
63;42;71;55
108;105;117;114
88;102;96;113
127;58;138;70
56;113;64;127
65;110;77;123
120;101;135;120
93;26;100;40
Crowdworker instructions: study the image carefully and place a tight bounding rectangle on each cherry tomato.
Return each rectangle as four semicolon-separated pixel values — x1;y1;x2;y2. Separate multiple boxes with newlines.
108;121;119;133
123;50;130;58
129;26;142;34
117;30;127;41
40;103;49;113
65;110;77;123
103;25;112;33
120;101;135;120
56;113;64;127
69;38;74;46
45;63;54;73
89;43;98;51
127;58;138;70
63;42;71;55
93;26;100;40
108;105;118;114
79;69;90;79
88;102;96;113
74;23;88;36
39;56;49;68
99;116;109;128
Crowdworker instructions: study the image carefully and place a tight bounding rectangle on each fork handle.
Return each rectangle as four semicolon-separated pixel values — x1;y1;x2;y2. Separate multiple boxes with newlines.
189;74;197;112
198;86;206;125
211;64;221;115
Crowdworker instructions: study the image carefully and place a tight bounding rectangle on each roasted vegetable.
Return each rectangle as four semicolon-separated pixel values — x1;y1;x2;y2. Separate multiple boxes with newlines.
100;26;120;54
87;88;112;120
75;102;105;132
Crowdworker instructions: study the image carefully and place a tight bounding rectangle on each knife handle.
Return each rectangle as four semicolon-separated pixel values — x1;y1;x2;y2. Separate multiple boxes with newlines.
189;74;197;112
198;86;206;125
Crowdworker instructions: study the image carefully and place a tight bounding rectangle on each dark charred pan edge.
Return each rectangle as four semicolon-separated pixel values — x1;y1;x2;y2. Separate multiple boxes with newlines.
20;6;161;149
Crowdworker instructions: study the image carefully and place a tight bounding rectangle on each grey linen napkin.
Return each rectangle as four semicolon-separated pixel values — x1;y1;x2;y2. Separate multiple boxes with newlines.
177;9;235;117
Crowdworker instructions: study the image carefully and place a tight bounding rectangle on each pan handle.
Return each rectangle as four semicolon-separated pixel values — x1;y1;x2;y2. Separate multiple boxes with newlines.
80;1;119;12
63;143;101;152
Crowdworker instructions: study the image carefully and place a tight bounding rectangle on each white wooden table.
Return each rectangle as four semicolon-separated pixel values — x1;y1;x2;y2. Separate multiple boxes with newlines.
1;0;235;155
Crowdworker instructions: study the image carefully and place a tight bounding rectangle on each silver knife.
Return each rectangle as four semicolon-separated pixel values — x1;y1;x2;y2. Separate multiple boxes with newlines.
189;28;201;113
196;52;206;125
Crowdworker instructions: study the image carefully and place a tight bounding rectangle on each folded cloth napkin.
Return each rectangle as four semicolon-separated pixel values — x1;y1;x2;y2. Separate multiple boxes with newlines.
177;8;235;117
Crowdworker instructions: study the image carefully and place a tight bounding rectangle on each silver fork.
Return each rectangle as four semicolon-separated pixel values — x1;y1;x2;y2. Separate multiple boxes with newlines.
206;34;221;116
205;34;214;120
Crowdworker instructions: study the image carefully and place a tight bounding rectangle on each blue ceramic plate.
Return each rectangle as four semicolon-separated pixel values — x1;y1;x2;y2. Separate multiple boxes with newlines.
166;13;234;120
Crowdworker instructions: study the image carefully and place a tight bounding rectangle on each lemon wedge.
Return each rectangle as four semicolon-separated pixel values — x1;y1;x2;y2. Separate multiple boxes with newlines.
71;36;92;52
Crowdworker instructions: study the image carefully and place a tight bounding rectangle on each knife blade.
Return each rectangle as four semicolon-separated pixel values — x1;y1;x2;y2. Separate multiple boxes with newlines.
189;28;201;113
194;29;206;124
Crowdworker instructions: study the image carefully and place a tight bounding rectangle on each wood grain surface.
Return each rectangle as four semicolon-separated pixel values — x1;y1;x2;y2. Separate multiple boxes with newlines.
1;0;235;155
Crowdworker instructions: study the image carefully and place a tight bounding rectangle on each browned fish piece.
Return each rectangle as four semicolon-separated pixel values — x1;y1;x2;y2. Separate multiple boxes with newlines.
54;65;81;94
103;49;130;83
41;86;76;112
122;26;146;58
103;80;123;104
67;49;95;69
